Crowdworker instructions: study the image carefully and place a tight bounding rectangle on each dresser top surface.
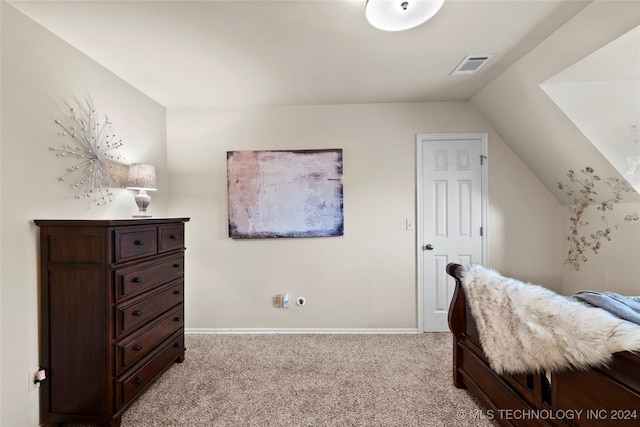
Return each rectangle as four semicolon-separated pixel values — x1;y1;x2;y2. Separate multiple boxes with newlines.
34;217;190;227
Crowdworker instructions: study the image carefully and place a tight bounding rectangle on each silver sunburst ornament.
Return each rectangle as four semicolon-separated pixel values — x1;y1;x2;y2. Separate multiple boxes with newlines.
50;104;128;205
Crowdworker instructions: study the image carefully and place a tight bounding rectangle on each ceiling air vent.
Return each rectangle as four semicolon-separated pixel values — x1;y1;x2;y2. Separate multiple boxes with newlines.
450;54;494;76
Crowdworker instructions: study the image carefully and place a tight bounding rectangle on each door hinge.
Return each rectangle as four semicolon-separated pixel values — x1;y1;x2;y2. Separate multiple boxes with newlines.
480;226;483;236
480;155;487;166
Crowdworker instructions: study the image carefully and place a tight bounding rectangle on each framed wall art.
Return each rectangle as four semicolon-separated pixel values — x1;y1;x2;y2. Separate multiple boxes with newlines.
227;149;344;238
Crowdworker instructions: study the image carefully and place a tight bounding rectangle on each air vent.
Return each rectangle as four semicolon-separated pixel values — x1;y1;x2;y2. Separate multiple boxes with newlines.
450;54;494;76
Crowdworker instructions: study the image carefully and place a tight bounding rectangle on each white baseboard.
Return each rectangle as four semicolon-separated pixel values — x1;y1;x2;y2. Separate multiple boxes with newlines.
185;327;421;334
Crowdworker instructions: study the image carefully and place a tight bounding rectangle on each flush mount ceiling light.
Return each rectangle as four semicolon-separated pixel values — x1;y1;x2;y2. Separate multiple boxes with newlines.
366;0;445;32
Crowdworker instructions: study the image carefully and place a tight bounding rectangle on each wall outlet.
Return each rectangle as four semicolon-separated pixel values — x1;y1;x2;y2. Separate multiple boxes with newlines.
273;295;282;308
273;293;290;308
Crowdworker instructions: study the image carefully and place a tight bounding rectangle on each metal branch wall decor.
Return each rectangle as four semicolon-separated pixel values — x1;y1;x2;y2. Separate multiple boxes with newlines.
558;166;639;271
50;103;128;205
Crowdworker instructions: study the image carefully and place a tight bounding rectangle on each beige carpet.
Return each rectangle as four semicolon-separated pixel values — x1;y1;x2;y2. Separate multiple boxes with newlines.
104;333;493;426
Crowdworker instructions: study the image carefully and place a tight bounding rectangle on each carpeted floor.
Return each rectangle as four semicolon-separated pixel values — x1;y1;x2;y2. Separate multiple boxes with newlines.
104;333;493;426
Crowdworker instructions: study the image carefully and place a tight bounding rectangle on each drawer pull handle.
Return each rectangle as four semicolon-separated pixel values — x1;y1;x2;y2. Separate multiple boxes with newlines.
134;344;143;351
174;317;181;322
173;263;182;268
134;240;144;246
133;377;143;385
132;277;143;283
173;290;181;295
170;235;179;240
174;343;180;348
133;310;143;316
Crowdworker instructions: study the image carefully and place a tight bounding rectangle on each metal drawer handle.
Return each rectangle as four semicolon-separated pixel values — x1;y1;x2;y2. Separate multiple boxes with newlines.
133;310;143;316
173;263;182;268
133;344;143;351
173;290;181;295
174;317;181;322
170;235;179;240
134;240;144;246
173;343;180;348
132;277;143;283
133;377;143;385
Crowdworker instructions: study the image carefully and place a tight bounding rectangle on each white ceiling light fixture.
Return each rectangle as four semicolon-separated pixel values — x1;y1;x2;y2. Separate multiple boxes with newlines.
366;0;445;32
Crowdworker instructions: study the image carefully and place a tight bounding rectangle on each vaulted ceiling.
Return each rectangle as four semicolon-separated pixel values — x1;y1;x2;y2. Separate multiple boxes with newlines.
8;0;639;202
541;26;640;193
9;0;588;108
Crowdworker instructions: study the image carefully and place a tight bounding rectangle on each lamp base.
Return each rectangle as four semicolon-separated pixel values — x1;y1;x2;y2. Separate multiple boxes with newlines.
132;189;152;218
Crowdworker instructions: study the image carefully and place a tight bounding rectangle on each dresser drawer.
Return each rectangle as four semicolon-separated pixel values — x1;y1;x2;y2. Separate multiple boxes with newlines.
115;305;184;374
159;225;185;253
116;281;183;336
115;253;184;301
115;227;158;262
116;330;184;410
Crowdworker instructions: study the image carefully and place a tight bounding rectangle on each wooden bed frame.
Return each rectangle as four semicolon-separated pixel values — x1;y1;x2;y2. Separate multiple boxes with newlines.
446;263;640;426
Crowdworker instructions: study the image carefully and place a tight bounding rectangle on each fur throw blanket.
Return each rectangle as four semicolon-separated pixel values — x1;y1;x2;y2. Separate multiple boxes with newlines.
460;264;640;374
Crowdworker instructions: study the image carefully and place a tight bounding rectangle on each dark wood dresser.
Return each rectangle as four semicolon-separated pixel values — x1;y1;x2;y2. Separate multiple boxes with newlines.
35;218;190;427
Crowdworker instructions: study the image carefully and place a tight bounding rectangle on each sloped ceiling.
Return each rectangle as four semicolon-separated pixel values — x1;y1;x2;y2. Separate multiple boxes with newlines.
8;0;588;108
7;1;639;204
541;25;640;193
471;1;640;203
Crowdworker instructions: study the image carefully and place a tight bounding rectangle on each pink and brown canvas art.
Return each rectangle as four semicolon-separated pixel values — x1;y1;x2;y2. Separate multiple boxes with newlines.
227;149;344;238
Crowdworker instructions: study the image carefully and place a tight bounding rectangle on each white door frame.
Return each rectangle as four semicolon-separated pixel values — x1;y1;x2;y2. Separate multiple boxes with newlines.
416;133;488;333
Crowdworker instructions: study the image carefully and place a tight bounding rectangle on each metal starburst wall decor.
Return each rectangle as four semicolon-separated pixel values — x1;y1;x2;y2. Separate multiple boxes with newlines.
50;104;128;206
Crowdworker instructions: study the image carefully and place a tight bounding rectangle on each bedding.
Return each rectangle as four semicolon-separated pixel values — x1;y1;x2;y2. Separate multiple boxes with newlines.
573;291;640;325
447;262;640;427
459;264;640;375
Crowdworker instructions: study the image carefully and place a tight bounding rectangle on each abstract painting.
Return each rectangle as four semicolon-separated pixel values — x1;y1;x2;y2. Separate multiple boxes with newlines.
227;149;344;238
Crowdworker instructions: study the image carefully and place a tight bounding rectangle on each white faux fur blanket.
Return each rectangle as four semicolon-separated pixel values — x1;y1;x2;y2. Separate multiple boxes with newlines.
460;264;640;374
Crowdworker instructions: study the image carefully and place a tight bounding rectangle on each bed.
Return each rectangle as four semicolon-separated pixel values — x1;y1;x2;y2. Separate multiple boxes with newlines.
446;262;640;426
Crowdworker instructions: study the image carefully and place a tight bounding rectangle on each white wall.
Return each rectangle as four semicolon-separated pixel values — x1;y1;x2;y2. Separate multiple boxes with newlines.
167;102;563;330
561;203;640;295
0;4;167;426
486;128;564;290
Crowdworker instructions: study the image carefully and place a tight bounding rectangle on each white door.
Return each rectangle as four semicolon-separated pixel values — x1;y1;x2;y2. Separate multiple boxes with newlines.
417;133;487;332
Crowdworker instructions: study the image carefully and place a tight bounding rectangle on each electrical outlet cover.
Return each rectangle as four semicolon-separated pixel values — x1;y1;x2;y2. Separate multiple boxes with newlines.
273;295;282;308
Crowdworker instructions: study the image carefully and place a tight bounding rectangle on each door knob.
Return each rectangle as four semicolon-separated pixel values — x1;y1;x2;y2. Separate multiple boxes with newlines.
423;244;434;251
